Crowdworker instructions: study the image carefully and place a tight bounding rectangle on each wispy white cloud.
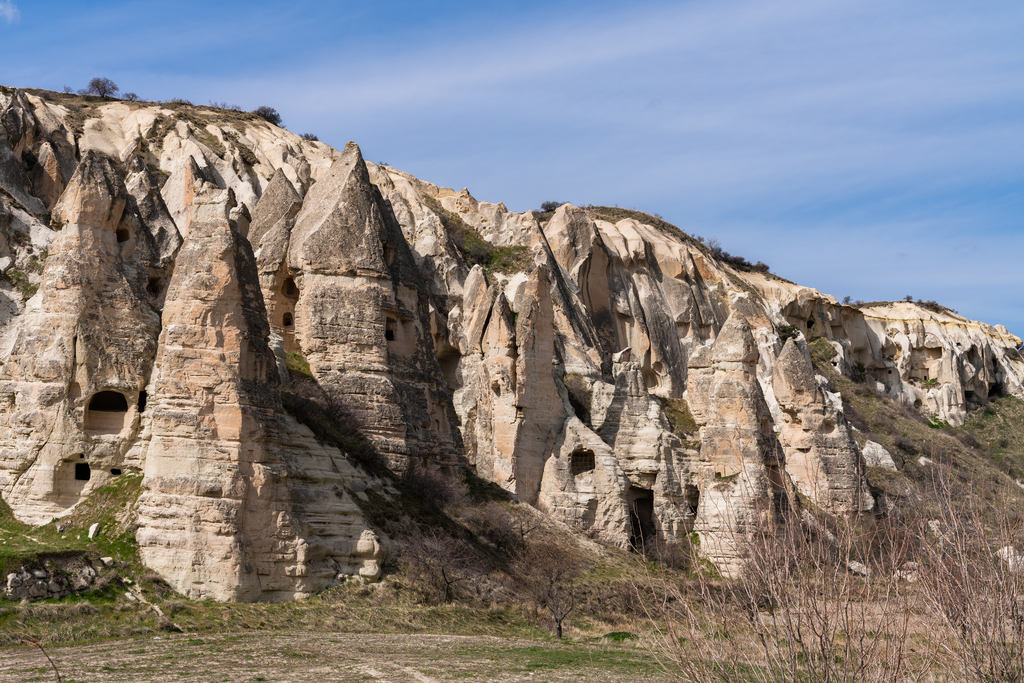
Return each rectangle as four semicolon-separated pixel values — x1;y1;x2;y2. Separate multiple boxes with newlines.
1;0;1020;332
0;1;18;24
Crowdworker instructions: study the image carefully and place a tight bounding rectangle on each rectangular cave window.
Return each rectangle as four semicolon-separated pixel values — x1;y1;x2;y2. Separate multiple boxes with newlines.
75;462;91;481
571;449;596;476
385;319;397;342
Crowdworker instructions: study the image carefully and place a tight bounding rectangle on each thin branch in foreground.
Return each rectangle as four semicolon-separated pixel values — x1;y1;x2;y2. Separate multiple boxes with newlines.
16;632;62;682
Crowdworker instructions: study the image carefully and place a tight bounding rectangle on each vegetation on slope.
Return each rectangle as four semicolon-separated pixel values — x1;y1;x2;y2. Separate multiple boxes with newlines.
421;196;532;276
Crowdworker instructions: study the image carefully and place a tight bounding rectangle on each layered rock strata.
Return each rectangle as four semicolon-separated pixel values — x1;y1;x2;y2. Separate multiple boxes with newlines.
0;152;161;525
687;314;785;575
136;183;382;601
0;87;1021;588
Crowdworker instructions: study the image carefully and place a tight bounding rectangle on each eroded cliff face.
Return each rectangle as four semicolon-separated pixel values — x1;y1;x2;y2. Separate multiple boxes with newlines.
136;183;381;601
0;87;1021;591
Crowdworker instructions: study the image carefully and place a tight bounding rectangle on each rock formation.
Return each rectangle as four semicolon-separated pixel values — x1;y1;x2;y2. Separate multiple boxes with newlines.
687;314;784;575
136;182;382;601
0;87;1022;594
772;339;873;514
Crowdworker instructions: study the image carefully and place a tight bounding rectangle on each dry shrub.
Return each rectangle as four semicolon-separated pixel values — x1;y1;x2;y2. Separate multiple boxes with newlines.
917;469;1024;682
637;495;919;682
401;465;469;510
462;501;526;557
157;615;181;632
163;599;185;616
401;528;480;604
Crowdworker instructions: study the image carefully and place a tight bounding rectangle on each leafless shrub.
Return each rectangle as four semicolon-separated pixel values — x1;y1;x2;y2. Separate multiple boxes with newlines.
401;528;480;604
207;100;243;111
958;432;982;449
918;469;1024;682
462;501;526;557
516;538;584;639
157;615;181;632
401;465;469;510
14;632;62;682
163;599;185;616
122;92;139;102
893;436;919;455
636;495;920;681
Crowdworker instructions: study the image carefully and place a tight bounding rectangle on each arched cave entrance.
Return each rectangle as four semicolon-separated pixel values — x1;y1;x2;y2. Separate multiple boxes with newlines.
84;391;129;434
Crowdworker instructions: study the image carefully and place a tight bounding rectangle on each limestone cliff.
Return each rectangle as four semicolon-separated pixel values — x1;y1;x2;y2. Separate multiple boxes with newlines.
0;87;1021;592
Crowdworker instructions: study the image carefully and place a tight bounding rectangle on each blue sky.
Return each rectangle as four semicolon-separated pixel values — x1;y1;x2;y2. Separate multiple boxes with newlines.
2;0;1022;338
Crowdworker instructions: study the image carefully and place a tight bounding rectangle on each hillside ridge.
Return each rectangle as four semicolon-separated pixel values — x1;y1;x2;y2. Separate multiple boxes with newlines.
1;86;1022;598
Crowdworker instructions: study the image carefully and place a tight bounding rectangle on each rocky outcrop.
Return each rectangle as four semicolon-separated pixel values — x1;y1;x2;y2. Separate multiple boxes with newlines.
284;142;460;470
135;183;382;602
0;87;1022;590
5;561;96;602
772;339;872;514
0;151;160;525
749;273;1024;427
688;314;783;575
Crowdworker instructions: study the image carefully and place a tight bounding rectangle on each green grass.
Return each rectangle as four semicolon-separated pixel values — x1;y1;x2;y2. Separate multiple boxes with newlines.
285;351;312;379
0;473;144;577
661;397;699;439
422;196;531;276
4;268;38;299
806;337;1024;515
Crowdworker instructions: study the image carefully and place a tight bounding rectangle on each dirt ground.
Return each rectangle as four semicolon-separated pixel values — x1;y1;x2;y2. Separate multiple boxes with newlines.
0;632;670;682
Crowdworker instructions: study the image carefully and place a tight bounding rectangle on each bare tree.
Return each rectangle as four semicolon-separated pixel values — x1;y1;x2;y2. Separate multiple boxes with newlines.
402;528;479;605
518;539;583;639
81;77;119;98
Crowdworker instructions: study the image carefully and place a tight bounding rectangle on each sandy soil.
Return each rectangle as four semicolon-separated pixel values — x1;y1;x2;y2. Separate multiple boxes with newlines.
0;632;668;682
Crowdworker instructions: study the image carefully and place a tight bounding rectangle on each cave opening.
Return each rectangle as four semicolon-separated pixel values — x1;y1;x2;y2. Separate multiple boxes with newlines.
628;488;655;552
570;449;596;476
75;462;91;481
84;391;129;434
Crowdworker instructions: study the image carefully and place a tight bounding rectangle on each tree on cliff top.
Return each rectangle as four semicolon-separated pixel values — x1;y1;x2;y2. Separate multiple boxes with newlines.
252;105;282;126
82;77;119;98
